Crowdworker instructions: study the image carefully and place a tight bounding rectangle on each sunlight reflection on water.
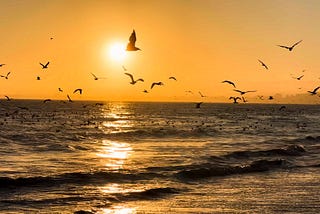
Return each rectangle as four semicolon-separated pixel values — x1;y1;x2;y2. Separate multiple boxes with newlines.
102;206;136;214
96;140;132;170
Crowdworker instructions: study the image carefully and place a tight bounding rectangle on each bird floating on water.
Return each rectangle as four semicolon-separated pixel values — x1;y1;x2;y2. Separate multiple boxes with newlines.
278;40;302;51
126;30;140;51
124;73;144;85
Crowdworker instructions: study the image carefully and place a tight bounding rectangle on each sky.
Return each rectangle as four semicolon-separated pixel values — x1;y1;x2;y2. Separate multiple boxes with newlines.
1;0;320;103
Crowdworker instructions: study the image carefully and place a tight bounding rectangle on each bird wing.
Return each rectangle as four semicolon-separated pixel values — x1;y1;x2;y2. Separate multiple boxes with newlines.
313;86;320;93
169;76;177;80
297;75;304;79
129;30;137;44
136;78;144;82
6;72;11;77
67;94;72;101
91;73;97;78
45;62;50;67
245;90;257;93
233;89;243;93
124;73;134;82
277;45;289;49
73;89;82;94
40;62;45;67
151;82;158;89
222;80;235;87
292;40;302;48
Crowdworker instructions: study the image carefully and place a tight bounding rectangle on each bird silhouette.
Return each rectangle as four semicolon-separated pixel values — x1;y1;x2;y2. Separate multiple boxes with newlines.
278;40;302;51
195;102;203;108
151;82;164;89
124;73;144;85
91;73;106;80
4;95;11;101
143;89;149;93
0;72;10;79
58;88;63;92
307;86;320;95
221;80;236;88
268;96;274;100
67;94;73;102
0;64;5;67
126;30;140;51
198;91;206;97
258;59;268;70
234;89;257;95
40;62;50;69
292;75;304;80
169;76;177;81
36;76;41;80
229;96;241;104
242;96;248;103
73;88;83;94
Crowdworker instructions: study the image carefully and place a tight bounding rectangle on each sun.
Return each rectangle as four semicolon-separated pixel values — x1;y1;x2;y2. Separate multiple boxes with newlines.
108;43;127;62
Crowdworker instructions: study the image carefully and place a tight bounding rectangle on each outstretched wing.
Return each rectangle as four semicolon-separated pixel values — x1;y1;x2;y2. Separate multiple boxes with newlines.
292;40;302;48
277;45;289;49
124;73;134;82
313;86;320;93
45;62;50;67
233;89;243;94
129;30;137;44
73;88;82;94
222;80;236;88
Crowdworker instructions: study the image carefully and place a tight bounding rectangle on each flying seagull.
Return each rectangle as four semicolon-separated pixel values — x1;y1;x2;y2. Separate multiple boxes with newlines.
40;62;50;69
73;88;83;94
221;80;236;88
151;82;164;89
91;73;106;80
307;86;320;95
0;72;10;79
229;96;241;104
58;88;63;92
278;40;302;51
124;73;144;85
126;30;141;51
143;89;149;93
258;59;268;70
234;89;257;95
36;76;41;80
169;76;177;81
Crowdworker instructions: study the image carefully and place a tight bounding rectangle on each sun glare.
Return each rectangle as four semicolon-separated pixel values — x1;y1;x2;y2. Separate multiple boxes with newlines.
108;43;127;62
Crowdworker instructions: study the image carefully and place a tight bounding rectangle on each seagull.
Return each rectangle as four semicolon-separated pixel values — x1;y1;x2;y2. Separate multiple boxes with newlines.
40;62;50;69
143;89;149;93
278;40;302;51
43;99;52;103
268;96;274;100
233;89;257;95
0;64;5;67
124;73;144;85
195;102;203;108
221;80;236;88
58;88;63;92
36;76;41;80
73;88;83;94
151;82;164;89
67;94;73;102
4;95;11;101
169;76;177;81
292;75;304;80
126;30;141;51
198;91;206;97
91;73;106;80
307;86;320;95
229;96;241;104
258;59;268;70
0;72;10;79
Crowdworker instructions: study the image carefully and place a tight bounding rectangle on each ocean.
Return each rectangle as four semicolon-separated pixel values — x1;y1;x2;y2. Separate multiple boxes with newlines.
0;100;319;213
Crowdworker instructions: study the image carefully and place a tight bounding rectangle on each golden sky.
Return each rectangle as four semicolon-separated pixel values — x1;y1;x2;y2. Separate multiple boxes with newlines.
1;0;320;103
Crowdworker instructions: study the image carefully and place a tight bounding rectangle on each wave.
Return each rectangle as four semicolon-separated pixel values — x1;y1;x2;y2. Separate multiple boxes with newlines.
0;171;162;189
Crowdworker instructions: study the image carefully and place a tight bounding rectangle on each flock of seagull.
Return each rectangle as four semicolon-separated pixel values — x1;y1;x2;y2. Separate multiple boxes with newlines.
1;30;320;107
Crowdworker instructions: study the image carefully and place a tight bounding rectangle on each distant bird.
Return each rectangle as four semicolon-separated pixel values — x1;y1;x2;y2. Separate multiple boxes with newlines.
4;95;11;101
185;90;193;94
268;96;274;100
198;91;206;97
91;73;106;80
43;99;52;103
40;62;50;69
169;76;177;81
0;64;5;67
195;102;203;108
242;96;248;103
0;72;10;79
221;80;236;88
229;96;241;104
143;89;149;93
67;94;73;102
258;59;268;70
36;76;41;80
307;86;320;95
124;73;144;85
151;82;164;89
58;88;63;92
73;88;83;94
278;40;302;51
50;37;54;40
126;30;140;51
292;75;304;80
234;89;257;95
